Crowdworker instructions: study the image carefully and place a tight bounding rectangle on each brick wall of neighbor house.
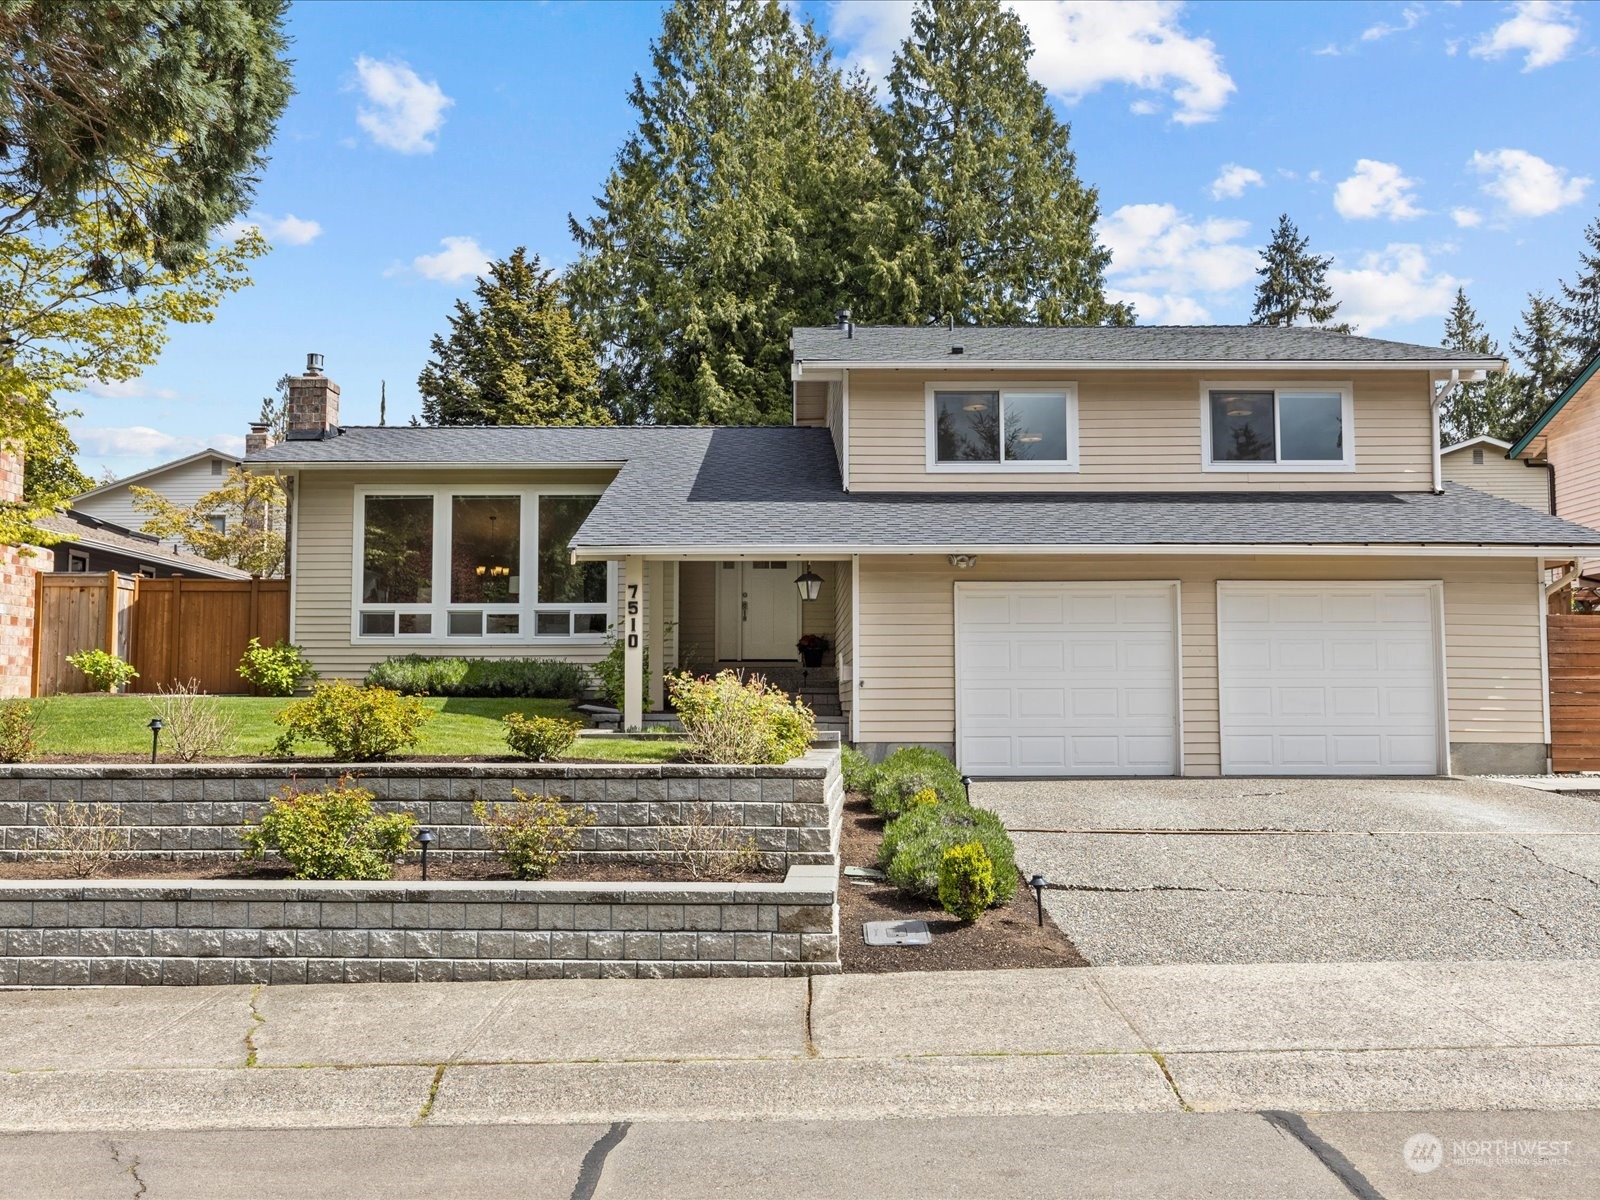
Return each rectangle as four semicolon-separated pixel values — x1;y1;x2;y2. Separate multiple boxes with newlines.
0;446;43;698
854;553;1547;774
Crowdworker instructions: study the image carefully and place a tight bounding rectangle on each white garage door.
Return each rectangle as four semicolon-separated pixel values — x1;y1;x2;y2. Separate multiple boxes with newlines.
955;582;1179;776
1217;582;1443;776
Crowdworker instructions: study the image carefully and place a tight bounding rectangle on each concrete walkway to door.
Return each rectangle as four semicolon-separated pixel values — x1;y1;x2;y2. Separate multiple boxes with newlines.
975;776;1600;966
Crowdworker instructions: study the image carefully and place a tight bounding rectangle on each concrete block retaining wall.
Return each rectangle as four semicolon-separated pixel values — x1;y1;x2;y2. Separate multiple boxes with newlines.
0;865;839;985
0;747;845;872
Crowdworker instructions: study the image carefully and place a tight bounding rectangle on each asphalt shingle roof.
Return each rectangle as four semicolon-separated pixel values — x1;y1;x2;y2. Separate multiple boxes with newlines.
791;324;1505;367
37;511;252;578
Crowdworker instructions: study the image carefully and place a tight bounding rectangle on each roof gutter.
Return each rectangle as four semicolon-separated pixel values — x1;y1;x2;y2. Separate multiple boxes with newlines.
792;357;1506;379
569;542;1600;561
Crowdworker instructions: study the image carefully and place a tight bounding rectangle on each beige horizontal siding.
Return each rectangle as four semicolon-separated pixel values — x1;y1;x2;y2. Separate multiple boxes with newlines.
1441;449;1551;512
834;558;854;725
794;380;827;427
292;468;624;680
1547;372;1600;536
845;368;1433;492
677;562;717;672
855;554;1545;774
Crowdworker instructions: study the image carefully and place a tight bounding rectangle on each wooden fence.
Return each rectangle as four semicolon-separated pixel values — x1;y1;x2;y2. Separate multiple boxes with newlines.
1549;614;1600;772
31;573;288;696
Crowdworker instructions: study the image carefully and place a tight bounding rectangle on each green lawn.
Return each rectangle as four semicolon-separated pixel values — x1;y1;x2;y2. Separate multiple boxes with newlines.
32;694;682;762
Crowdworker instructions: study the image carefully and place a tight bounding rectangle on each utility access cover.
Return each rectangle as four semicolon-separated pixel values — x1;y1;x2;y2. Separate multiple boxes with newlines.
863;920;931;947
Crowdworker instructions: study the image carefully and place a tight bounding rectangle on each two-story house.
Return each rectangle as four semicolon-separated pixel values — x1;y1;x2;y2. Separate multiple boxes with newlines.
247;328;1600;779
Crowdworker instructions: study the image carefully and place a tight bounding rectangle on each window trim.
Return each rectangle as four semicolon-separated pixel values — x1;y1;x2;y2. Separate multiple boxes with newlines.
66;551;89;572
351;484;614;646
924;381;1080;473
1198;380;1355;472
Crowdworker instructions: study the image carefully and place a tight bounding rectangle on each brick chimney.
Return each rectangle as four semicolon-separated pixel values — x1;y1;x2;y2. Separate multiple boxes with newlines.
285;352;340;440
244;421;273;457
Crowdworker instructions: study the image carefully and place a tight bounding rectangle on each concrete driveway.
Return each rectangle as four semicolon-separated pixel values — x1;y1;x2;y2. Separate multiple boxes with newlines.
974;777;1600;966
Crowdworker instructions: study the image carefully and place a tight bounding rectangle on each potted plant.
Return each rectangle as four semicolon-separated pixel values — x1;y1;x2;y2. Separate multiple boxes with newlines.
796;633;829;669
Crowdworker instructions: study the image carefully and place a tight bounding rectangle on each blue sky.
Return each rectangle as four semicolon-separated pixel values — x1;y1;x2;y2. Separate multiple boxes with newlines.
70;0;1600;479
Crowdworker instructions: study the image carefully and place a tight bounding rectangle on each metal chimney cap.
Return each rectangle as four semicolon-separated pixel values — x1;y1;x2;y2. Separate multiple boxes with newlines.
305;352;325;375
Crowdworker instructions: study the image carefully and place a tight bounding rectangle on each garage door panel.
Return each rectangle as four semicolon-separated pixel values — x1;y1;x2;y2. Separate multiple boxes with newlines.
1218;582;1440;776
957;583;1178;777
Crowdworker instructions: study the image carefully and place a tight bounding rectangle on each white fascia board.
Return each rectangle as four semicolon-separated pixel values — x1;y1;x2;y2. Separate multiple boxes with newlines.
791;358;1506;375
570;542;1600;561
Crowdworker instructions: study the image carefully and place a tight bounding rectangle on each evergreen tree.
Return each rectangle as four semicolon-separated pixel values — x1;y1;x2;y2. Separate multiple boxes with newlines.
1250;214;1350;331
418;249;608;427
1439;288;1518;443
877;0;1128;326
1558;205;1600;373
1505;292;1574;440
566;0;892;425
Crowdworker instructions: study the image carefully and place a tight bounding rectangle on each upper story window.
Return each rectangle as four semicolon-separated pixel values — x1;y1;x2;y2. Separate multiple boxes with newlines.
206;513;228;535
356;487;611;642
1201;382;1353;471
926;383;1078;472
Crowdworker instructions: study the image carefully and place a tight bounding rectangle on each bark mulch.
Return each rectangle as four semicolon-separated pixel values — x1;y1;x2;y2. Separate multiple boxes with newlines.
837;795;1086;973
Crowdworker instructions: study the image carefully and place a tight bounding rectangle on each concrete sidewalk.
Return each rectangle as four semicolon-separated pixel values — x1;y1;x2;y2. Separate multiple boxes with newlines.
1;961;1598;1131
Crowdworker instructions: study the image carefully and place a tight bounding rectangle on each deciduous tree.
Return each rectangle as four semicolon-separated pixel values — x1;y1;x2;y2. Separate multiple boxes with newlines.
132;466;285;577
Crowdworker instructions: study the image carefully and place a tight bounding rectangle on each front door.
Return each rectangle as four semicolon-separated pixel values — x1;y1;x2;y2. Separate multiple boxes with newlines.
715;561;800;660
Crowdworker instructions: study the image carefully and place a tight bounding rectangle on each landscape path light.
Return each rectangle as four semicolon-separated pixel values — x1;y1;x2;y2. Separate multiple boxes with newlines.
417;827;436;880
1029;874;1048;928
147;717;164;764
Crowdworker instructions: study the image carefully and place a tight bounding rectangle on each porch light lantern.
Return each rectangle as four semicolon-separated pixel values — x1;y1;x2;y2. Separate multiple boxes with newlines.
794;563;823;602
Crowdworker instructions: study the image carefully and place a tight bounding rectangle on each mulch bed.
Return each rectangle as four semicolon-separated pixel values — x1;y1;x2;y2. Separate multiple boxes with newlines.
0;858;780;884
837;796;1086;973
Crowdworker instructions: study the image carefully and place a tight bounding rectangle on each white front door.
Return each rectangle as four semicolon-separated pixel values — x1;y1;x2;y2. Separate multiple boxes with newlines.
715;561;800;660
1217;582;1443;775
955;582;1181;776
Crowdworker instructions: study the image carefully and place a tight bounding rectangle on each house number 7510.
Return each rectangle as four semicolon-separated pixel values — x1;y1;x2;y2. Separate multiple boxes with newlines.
626;583;640;648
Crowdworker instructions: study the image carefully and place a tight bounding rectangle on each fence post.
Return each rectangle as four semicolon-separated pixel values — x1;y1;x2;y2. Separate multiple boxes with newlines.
167;573;182;688
104;571;119;666
28;569;44;698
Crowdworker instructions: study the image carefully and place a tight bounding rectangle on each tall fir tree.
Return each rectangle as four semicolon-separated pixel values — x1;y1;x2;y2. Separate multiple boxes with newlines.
418;248;608;427
877;0;1128;326
1439;288;1519;443
566;0;892;425
1250;214;1350;331
1506;292;1574;440
1557;205;1600;375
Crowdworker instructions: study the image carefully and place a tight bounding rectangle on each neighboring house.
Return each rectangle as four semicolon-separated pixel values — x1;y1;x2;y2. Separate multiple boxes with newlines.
36;509;252;580
248;329;1600;779
1511;352;1600;585
1440;436;1551;513
71;447;241;548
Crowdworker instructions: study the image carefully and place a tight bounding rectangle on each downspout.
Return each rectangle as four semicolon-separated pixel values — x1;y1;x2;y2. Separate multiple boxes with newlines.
1430;371;1457;495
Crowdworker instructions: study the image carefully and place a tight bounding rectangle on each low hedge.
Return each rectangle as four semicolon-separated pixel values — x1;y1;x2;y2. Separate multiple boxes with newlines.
867;746;966;817
878;802;1016;903
365;654;588;699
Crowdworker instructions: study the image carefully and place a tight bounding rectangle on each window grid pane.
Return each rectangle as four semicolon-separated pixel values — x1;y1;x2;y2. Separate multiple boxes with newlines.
451;495;520;604
1001;392;1070;462
1209;391;1276;462
934;391;1001;463
363;496;433;604
539;496;606;603
1277;392;1344;461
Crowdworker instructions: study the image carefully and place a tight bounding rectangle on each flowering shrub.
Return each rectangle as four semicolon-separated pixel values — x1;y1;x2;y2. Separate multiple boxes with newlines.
473;790;593;880
241;779;416;880
502;712;582;761
65;648;138;692
238;638;318;696
667;670;815;765
271;680;432;761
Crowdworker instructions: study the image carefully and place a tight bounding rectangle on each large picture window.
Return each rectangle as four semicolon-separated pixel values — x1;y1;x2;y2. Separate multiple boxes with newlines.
1202;383;1353;470
355;488;612;642
927;384;1077;471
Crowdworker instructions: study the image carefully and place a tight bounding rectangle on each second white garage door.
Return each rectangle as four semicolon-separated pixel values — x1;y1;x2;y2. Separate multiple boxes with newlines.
1217;582;1443;776
955;582;1180;776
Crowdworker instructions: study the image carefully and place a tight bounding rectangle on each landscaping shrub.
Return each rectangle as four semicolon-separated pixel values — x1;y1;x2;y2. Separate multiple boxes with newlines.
238;638;318;696
242;779;416;880
938;841;998;922
867;747;965;817
591;633;647;709
662;810;762;879
667;670;815;765
879;802;1016;902
502;712;582;761
271;680;432;761
365;654;587;699
65;648;138;693
841;746;877;794
147;680;236;762
473;789;594;880
0;698;42;763
36;800;128;877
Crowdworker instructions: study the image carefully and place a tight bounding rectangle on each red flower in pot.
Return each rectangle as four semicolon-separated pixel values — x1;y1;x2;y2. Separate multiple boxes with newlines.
796;634;829;668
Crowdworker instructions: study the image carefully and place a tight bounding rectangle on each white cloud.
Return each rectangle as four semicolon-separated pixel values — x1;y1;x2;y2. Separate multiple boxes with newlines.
1470;147;1592;216
73;426;202;459
1209;163;1263;200
220;212;323;246
1470;1;1581;70
829;0;1235;125
1100;202;1258;323
1327;244;1461;331
1333;159;1425;220
410;236;491;284
352;55;453;154
1451;206;1484;228
1362;4;1426;42
76;379;178;401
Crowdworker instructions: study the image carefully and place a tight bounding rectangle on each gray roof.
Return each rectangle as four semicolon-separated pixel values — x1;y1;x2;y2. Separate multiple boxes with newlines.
570;427;1600;553
248;424;665;465
37;511;253;578
791;324;1505;368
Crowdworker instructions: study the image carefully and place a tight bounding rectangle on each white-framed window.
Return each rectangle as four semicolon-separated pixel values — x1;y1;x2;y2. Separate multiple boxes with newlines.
1200;381;1354;471
66;551;88;572
925;382;1078;472
352;485;614;643
206;513;227;535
